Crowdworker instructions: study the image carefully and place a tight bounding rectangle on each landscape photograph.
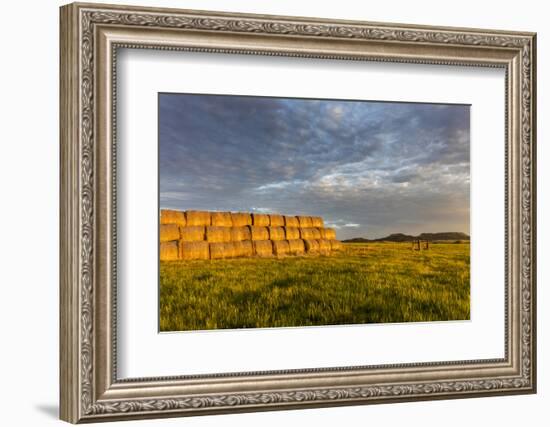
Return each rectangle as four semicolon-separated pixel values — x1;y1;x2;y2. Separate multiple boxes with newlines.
158;93;470;332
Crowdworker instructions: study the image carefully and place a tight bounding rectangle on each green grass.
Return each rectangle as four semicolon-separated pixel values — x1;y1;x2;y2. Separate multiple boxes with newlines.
160;242;470;331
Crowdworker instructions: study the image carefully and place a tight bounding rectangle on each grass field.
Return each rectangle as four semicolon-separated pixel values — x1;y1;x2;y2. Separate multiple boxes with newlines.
159;242;470;331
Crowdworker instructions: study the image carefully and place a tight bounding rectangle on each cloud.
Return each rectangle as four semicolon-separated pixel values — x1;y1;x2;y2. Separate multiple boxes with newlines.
160;94;470;239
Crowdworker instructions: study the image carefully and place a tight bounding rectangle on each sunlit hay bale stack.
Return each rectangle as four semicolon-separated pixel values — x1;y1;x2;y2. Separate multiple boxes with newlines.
231;212;252;227
268;226;285;241
252;213;270;226
254;240;273;257
284;227;300;240
186;210;211;226
160;224;180;242
158;209;343;260
211;211;232;227
160;241;179;260
269;214;284;227
180;226;205;242
210;242;237;259
250;226;269;241
160;209;186;227
179;241;209;260
206;226;232;243
284;216;299;228
230;226;251;242
300;227;321;240
287;239;305;255
272;240;290;256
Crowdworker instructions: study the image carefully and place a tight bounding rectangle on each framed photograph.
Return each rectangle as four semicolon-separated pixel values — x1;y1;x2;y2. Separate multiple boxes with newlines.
60;2;537;423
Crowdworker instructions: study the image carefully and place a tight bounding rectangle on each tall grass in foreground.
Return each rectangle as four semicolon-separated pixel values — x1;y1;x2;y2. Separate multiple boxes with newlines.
160;242;470;331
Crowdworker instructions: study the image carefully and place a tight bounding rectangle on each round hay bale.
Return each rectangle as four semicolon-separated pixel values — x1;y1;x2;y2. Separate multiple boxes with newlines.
160;209;186;227
300;227;321;240
211;211;233;227
284;226;300;240
160;224;180;242
160;241;179;261
179;226;205;242
235;240;254;257
284;216;300;227
210;242;237;259
231;212;252;227
304;239;320;253
330;240;343;251
206;226;232;243
252;213;270;226
179;241;209;260
269;214;284;227
230;226;251;242
254;240;273;257
186;210;211;226
324;228;337;240
297;216;313;228
311;216;324;228
318;239;331;254
268;226;285;241
249;226;269;241
287;239;305;255
272;240;290;256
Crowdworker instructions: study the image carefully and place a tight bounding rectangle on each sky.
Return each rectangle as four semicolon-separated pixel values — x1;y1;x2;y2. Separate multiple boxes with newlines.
159;93;470;240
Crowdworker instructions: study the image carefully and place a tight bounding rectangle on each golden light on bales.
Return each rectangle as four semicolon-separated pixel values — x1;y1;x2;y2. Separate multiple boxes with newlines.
159;209;342;261
211;211;232;227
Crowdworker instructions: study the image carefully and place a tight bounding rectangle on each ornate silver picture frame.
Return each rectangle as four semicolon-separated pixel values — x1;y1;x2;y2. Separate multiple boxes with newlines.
60;2;536;423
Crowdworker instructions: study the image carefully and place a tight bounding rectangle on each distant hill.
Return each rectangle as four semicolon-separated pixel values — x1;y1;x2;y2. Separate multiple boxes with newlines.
342;232;470;243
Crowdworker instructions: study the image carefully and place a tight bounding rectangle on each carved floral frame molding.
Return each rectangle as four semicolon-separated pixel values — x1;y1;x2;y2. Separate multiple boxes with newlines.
60;2;536;423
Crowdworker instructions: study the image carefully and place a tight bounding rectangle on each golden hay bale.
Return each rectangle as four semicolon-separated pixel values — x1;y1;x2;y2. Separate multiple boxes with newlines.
323;228;337;240
230;226;251;242
272;240;290;256
249;226;269;241
252;213;270;226
304;239;320;253
269;214;284;227
159;224;180;242
179;241;209;260
160;241;179;261
287;239;305;255
311;216;324;228
231;212;252;227
179;226;205;242
330;240;343;251
254;240;273;257
284;226;300;240
160;209;186;227
297;216;313;228
284;216;300;227
318;239;331;254
186;210;211;226
235;240;254;257
211;211;233;227
268;226;285;241
206;226;232;243
300;227;321;240
210;242;237;260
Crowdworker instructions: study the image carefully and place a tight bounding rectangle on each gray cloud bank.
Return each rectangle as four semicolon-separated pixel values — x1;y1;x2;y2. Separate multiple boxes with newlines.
159;93;470;240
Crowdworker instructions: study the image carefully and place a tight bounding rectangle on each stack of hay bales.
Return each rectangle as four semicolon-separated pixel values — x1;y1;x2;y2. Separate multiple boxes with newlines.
159;209;343;261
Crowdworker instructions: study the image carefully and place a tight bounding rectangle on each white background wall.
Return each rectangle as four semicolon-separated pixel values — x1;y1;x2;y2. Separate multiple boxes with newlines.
0;0;546;426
